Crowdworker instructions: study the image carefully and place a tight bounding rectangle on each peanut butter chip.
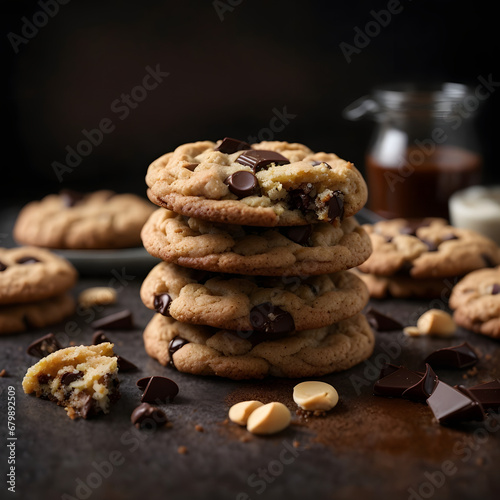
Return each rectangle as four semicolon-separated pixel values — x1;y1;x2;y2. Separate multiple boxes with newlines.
246;402;291;435
293;381;339;411
416;309;456;337
228;400;264;426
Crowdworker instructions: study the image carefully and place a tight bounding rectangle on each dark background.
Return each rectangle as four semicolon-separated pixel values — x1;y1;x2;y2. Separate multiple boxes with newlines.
2;0;499;206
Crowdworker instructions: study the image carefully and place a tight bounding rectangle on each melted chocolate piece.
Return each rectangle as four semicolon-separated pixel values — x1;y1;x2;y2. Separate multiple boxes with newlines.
60;189;84;207
214;137;252;154
92;331;111;345
224;171;259;198
365;307;403;331
16;256;40;265
327;191;344;221
27;333;62;358
141;376;179;403
130;402;168;429
282;225;313;246
424;342;478;369
426;381;485;424
458;380;500;411
0;261;7;272
117;355;138;372
236;150;288;173
61;371;83;385
402;364;438;402
491;284;500;295
168;337;189;368
91;310;134;330
288;183;315;213
154;294;171;317
249;302;295;334
373;366;422;398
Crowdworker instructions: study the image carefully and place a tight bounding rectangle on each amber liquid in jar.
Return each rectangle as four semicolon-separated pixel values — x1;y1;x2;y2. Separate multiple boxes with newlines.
366;145;482;219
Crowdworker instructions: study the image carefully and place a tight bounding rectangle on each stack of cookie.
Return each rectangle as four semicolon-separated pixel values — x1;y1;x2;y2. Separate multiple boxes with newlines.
140;138;375;379
355;218;500;299
0;247;77;335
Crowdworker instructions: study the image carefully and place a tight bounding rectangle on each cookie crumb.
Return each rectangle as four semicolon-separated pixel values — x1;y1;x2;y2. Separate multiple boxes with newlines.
239;435;251;443
195;424;204;432
0;369;7;377
293;440;300;448
78;287;117;309
177;445;188;455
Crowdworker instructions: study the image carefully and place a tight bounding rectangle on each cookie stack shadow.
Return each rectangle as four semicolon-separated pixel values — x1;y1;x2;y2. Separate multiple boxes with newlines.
139;138;376;380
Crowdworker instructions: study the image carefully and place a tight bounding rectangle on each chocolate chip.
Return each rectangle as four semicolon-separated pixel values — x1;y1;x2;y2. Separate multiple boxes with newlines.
91;310;134;330
426;381;485;424
481;253;496;268
183;163;199;171
60;189;84;207
401;364;438;403
458;380;500;411
16;256;40;265
424;342;478;369
250;302;295;334
154;294;171;317
224;171;259;198
327;191;344;221
141;376;179;403
131;402;168;429
289;184;315;213
27;333;62;358
214;137;252;154
79;394;95;419
168;337;189;368
236;150;288;173
373;366;422;398
136;377;152;391
282;225;313;246
117;356;138;372
37;374;51;385
491;284;500;295
0;261;7;272
61;371;83;385
365;307;403;331
92;331;111;345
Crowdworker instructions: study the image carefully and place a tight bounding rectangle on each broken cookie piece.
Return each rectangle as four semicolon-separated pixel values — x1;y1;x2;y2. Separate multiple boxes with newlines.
22;343;120;419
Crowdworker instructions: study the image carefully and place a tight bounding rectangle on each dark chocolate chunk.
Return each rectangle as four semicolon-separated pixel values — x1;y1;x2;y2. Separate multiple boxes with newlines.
395;261;414;276
327;191;344;221
282;225;313;246
91;310;133;330
424;342;478;369
481;253;496;268
168;337;190;368
378;363;402;380
0;261;7;272
224;171;259;198
79;394;95;419
16;256;40;265
214;137;252;154
131;402;168;429
92;331;111;345
136;377;152;391
117;355;138;372
60;189;84;207
402;364;438;402
61;371;83;386
37;374;51;385
289;188;314;213
458;380;500;411
491;284;500;295
426;380;485;424
236;149;288;173
365;307;403;331
373;366;422;398
250;302;295;334
141;376;179;403
27;333;62;358
154;294;171;317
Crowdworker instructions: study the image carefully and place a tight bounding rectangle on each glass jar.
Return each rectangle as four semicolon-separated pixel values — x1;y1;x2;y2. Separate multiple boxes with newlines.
343;83;483;219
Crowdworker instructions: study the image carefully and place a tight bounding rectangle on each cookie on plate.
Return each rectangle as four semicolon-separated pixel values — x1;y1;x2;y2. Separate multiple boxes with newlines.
357;218;500;279
14;190;155;249
449;266;500;338
141;208;372;276
0;247;77;305
22;343;120;419
143;313;374;379
140;262;369;332
145;139;368;226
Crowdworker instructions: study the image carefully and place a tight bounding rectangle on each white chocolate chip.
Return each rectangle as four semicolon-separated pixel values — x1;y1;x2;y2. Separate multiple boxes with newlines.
293;381;339;411
403;326;424;337
417;309;456;337
228;401;264;426
246;402;291;435
78;287;117;309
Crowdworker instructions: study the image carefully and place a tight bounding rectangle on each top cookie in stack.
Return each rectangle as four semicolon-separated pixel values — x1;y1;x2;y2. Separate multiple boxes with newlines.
140;138;374;379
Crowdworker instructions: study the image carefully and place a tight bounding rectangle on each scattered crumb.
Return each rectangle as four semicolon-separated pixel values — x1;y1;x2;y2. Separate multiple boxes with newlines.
177;446;188;455
165;422;174;429
293;440;300;448
0;369;7;377
69;341;76;346
467;367;479;377
78;287;117;309
462;374;468;380
239;435;251;443
485;354;492;361
476;457;485;466
195;424;204;433
222;418;229;425
296;408;327;420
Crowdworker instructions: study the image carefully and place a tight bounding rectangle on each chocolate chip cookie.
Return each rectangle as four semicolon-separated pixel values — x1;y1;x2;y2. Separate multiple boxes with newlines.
141;208;372;276
14;190;155;249
0;247;77;305
145;139;368;226
140;262;369;332
143;313;374;379
449;266;500;338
